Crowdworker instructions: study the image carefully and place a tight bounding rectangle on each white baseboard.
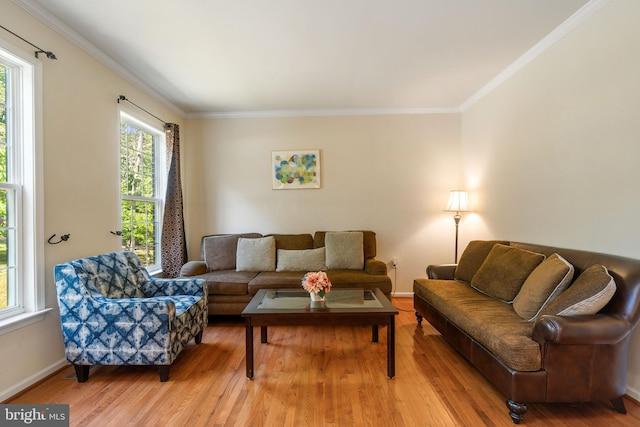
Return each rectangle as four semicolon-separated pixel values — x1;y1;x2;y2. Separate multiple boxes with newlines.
391;291;413;298
627;386;640;403
0;358;67;402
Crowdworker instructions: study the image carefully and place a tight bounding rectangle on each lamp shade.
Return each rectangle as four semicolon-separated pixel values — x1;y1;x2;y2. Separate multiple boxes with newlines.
445;190;471;213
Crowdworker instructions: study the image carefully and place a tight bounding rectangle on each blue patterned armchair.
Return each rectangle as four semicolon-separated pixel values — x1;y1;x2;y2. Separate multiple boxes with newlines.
54;251;207;382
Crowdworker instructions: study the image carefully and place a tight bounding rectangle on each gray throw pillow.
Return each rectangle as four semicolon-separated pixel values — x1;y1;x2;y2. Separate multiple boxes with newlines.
276;248;327;272
236;236;276;272
203;235;239;271
325;231;364;270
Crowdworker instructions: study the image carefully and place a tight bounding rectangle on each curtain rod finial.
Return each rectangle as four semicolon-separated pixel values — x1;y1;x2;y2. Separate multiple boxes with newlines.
118;95;126;103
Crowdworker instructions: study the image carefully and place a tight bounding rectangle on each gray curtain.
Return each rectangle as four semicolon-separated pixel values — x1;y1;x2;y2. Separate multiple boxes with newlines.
161;123;187;277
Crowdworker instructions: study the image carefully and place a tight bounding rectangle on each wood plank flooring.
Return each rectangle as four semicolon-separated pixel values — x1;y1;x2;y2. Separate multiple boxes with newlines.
6;297;640;426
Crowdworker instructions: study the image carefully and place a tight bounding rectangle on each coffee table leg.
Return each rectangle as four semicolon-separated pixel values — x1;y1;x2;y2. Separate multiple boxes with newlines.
387;315;395;379
261;326;268;343
245;317;254;379
372;325;379;343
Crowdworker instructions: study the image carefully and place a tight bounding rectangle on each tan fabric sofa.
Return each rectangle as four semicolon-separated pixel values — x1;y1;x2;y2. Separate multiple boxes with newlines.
180;230;392;315
413;240;640;424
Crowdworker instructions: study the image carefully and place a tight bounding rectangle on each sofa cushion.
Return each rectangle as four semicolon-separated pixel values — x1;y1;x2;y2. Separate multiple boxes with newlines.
236;236;276;272
267;233;314;250
248;271;308;294
539;264;616;316
314;230;377;259
276;248;327;272
471;244;545;303
198;270;258;295
513;253;574;321
413;278;540;371
203;235;239;271
324;231;364;269
454;240;510;283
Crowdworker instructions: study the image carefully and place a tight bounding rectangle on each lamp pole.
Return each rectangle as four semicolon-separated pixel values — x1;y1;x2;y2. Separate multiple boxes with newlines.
453;212;461;263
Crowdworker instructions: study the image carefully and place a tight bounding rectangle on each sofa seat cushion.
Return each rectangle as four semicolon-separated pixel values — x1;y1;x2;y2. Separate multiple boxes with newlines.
326;270;392;295
248;271;307;294
198;270;258;295
414;278;540;372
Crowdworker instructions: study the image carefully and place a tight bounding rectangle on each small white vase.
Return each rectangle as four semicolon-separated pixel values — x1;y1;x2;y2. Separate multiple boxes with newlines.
310;292;326;308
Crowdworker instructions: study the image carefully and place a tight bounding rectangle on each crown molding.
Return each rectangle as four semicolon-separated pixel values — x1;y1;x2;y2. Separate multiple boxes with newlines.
13;0;187;118
14;0;608;119
189;106;461;120
460;0;610;111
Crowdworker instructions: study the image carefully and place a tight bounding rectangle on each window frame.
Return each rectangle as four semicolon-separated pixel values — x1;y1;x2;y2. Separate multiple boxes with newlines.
118;109;166;273
0;39;47;335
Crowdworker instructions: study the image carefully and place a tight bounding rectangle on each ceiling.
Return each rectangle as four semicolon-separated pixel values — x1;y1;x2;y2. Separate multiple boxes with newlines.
18;0;593;116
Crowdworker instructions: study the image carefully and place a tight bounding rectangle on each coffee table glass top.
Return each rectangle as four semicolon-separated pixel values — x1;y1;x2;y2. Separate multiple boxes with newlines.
256;289;383;310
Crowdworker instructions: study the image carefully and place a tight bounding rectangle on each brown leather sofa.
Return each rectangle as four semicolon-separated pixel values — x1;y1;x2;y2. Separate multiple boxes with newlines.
413;241;640;423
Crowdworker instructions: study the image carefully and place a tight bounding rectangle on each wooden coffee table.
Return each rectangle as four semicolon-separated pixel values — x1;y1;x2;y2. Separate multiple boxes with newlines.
241;288;398;379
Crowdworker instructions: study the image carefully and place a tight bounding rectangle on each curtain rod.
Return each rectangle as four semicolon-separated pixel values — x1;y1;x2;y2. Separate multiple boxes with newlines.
0;24;57;59
117;95;168;126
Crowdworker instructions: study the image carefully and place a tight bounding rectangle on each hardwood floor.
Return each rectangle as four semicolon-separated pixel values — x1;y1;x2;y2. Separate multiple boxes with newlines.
6;297;640;426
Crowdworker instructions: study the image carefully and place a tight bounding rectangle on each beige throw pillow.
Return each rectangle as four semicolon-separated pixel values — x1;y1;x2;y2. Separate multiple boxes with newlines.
203;235;239;271
470;244;545;303
539;264;616;316
276;248;327;272
236;236;276;272
325;231;364;270
513;253;574;321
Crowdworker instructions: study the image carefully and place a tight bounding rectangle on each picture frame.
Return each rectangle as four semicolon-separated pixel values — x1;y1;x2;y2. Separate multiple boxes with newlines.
271;149;321;190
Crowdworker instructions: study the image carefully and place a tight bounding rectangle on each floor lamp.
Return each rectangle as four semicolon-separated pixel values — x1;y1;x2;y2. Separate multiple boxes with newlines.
445;190;471;263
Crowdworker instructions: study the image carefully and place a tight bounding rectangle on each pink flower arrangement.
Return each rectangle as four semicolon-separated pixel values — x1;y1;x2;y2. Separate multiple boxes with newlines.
301;271;332;298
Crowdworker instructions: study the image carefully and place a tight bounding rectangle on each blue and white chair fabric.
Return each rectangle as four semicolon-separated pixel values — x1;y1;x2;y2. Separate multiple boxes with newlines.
54;251;207;382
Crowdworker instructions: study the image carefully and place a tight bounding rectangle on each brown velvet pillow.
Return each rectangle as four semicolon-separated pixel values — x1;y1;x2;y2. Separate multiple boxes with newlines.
454;240;510;283
539;264;616;316
513;253;574;321
470;244;545;303
203;235;240;271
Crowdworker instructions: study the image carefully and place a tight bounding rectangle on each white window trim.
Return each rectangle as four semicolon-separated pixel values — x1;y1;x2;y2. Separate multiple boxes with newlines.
118;109;166;274
0;39;47;335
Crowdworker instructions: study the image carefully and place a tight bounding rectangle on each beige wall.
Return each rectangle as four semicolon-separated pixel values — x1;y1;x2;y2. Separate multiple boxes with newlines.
184;114;463;290
461;0;640;399
0;2;184;400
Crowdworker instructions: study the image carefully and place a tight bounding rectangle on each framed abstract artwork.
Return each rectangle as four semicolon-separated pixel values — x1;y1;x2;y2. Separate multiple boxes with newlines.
271;149;321;189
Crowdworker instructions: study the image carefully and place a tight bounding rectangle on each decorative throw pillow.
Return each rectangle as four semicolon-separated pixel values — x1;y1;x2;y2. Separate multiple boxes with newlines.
325;231;364;270
236;236;276;272
203;235;239;271
539;264;616;316
276;248;327;272
470;244;545;303
513;253;574;321
454;240;510;283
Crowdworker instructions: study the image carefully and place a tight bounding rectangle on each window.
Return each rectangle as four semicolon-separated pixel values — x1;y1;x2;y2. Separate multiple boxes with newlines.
119;112;164;271
0;41;46;333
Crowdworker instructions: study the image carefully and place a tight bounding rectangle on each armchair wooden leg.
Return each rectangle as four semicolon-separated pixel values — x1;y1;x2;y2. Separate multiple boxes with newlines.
611;397;627;414
74;365;90;383
195;330;203;344
158;366;170;382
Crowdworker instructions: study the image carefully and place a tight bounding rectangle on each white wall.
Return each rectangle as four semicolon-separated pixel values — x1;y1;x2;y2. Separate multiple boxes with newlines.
0;2;184;400
461;0;640;400
184;114;464;295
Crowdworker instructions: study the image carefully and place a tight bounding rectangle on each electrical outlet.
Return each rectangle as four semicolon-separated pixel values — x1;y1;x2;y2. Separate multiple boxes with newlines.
392;257;398;268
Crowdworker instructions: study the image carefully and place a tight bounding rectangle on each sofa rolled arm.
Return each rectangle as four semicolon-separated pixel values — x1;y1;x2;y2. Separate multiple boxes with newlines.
180;260;208;277
427;264;457;280
532;314;630;346
365;258;387;275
